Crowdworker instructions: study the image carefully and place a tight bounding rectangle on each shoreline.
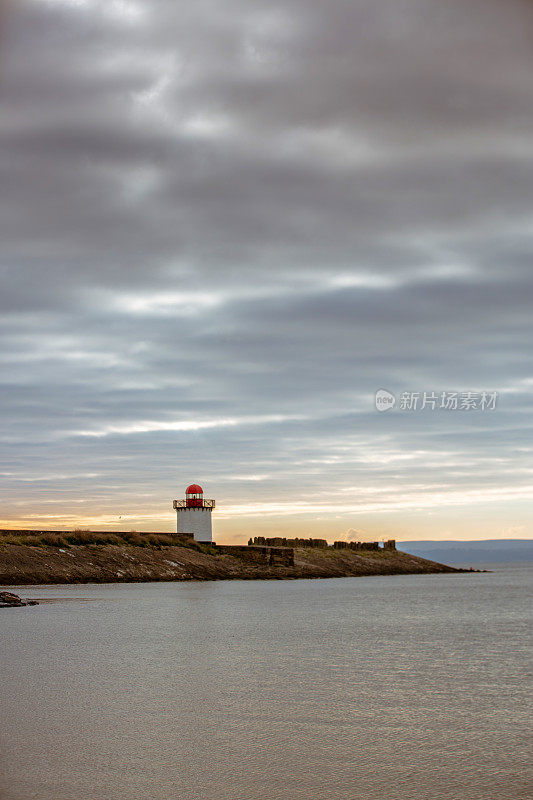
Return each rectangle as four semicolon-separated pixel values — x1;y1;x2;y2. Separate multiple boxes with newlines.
0;541;470;585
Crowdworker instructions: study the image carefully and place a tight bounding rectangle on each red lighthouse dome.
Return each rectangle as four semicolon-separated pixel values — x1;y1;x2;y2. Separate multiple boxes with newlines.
185;484;204;507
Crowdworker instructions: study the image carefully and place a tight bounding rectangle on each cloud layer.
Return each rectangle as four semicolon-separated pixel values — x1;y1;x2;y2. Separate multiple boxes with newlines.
1;0;532;540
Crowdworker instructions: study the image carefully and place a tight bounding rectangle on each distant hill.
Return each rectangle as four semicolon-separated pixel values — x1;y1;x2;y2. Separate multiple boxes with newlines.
398;539;533;565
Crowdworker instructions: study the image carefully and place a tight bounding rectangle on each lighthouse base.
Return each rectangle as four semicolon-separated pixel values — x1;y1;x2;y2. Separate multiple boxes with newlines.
176;507;213;544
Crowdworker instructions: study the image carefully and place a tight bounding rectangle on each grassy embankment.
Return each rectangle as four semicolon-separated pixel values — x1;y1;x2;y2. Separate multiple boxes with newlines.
0;528;214;551
0;529;464;585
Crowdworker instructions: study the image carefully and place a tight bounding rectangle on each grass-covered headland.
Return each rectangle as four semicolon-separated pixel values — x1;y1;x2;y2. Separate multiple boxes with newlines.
0;528;468;585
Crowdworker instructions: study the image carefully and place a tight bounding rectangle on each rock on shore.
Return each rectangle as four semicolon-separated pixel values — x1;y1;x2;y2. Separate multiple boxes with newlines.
0;590;39;606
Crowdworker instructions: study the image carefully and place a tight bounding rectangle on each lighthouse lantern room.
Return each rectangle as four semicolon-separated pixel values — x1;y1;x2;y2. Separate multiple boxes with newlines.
173;484;215;543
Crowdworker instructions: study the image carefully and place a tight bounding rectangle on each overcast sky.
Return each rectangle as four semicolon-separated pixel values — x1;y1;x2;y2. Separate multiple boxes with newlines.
1;0;532;541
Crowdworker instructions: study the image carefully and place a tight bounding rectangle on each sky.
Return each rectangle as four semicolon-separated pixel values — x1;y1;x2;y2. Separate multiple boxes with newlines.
1;0;532;542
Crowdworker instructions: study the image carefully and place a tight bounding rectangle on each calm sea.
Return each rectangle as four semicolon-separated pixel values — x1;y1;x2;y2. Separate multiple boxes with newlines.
1;567;531;800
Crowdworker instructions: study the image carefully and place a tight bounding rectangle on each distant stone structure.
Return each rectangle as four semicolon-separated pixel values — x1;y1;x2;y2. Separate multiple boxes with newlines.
249;537;328;548
248;537;396;551
333;540;396;551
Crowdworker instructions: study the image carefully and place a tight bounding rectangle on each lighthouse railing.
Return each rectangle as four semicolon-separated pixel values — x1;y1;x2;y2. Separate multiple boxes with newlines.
173;499;215;509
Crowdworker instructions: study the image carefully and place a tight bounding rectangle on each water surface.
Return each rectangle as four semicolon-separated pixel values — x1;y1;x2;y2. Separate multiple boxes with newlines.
1;568;531;800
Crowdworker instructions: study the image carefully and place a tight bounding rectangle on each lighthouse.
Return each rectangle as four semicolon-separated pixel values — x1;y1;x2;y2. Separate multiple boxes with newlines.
172;484;215;543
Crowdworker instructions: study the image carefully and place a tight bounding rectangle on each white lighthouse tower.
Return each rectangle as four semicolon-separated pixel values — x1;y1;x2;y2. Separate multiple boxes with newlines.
173;484;215;543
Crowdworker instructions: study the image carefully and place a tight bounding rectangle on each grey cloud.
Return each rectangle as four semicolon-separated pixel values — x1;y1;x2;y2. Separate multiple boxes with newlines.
1;0;532;534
